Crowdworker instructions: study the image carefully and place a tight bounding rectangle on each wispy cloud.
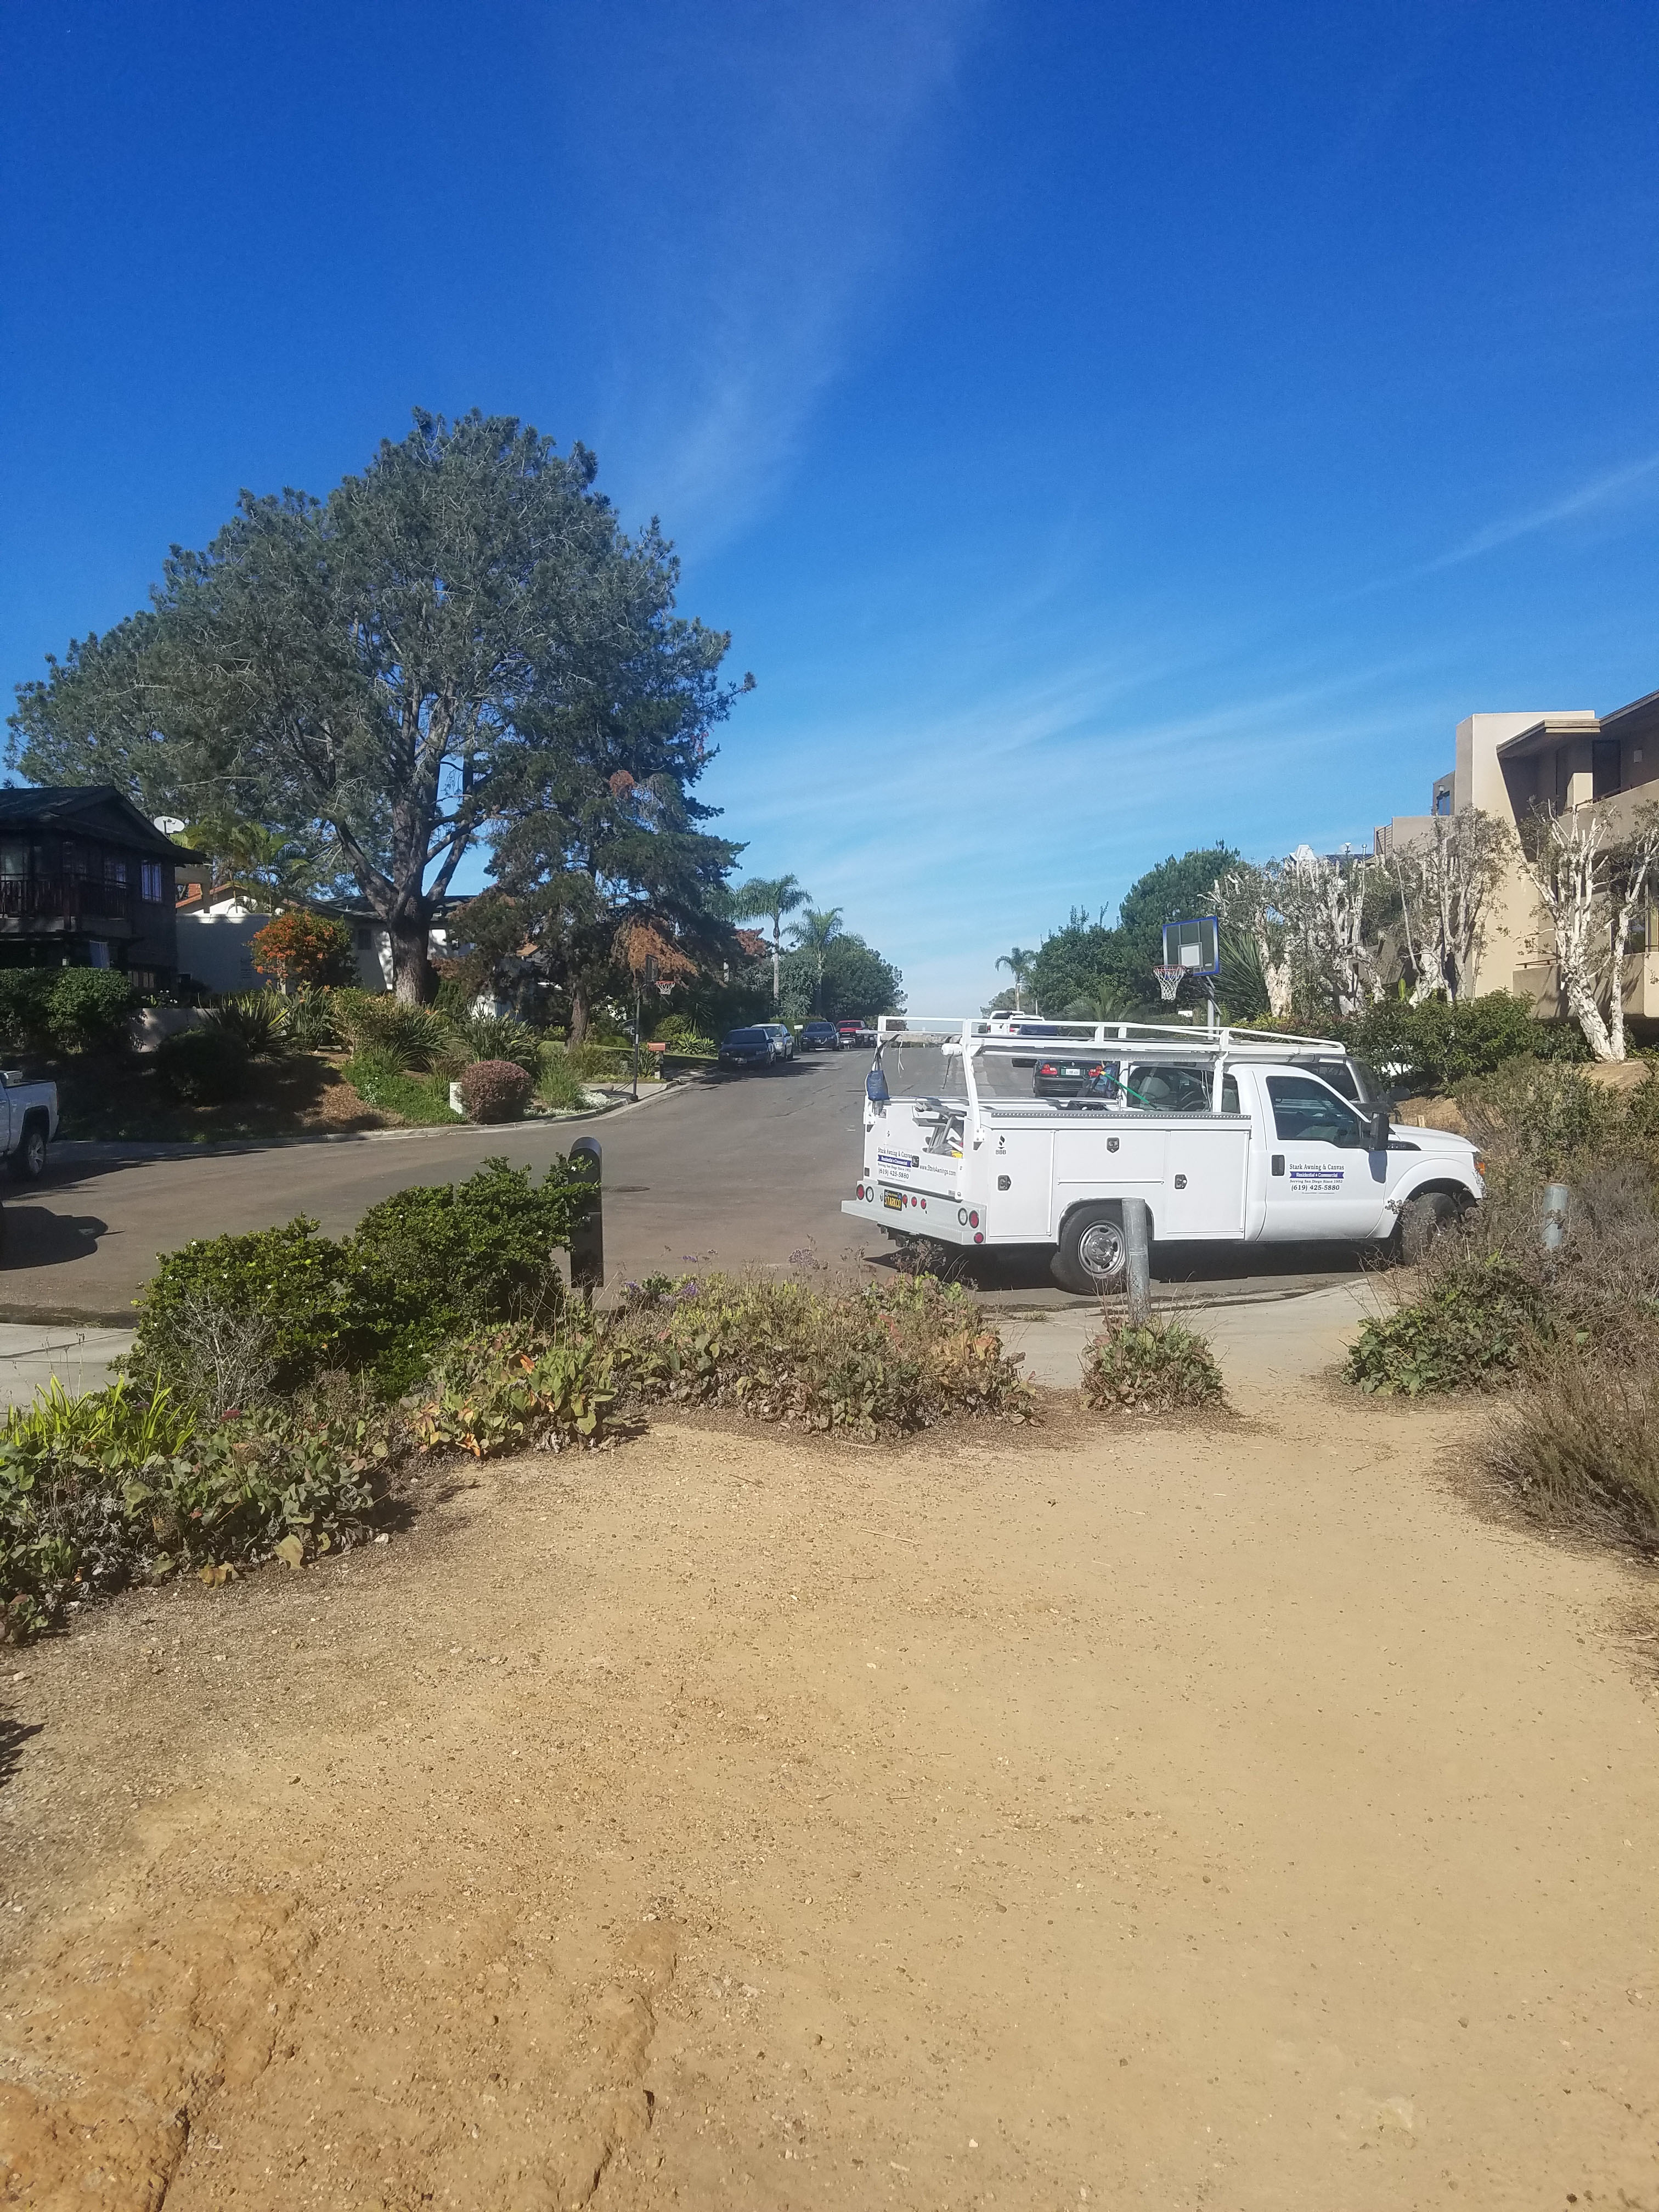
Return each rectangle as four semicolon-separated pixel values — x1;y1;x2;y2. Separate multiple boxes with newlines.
572;2;981;546
1424;449;1659;572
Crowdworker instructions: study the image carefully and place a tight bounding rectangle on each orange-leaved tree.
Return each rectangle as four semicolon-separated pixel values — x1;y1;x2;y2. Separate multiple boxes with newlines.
251;911;356;990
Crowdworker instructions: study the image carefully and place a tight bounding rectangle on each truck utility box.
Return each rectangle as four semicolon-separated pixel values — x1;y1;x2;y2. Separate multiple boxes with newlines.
842;1016;1482;1293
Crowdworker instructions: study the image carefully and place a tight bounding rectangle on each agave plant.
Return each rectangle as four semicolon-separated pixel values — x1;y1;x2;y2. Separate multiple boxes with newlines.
202;991;290;1059
330;990;451;1070
280;983;338;1052
444;1009;541;1075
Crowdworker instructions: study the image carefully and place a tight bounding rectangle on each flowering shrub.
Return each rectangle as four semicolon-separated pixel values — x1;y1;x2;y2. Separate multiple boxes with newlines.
458;1057;533;1122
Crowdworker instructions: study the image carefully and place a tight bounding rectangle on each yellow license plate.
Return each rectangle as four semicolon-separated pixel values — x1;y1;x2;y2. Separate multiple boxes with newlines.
883;1188;905;1211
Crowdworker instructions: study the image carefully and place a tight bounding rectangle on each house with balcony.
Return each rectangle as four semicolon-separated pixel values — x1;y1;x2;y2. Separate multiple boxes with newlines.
0;786;202;989
1373;685;1659;1023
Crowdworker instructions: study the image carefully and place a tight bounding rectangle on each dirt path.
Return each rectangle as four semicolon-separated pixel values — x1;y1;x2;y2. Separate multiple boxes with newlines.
2;1385;1656;2209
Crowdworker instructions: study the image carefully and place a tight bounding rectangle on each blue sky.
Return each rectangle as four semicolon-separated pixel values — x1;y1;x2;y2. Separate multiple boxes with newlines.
4;1;1657;1012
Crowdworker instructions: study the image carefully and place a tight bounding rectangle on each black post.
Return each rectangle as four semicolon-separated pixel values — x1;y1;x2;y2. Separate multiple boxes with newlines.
568;1136;603;1297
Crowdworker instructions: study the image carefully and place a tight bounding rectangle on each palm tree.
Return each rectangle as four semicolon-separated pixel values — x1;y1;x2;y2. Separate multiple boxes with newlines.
996;945;1037;1013
788;906;844;1014
733;873;810;1005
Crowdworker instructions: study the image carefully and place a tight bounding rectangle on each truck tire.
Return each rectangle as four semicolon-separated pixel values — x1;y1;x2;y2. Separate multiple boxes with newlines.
10;1121;46;1181
1051;1206;1127;1296
1398;1189;1458;1264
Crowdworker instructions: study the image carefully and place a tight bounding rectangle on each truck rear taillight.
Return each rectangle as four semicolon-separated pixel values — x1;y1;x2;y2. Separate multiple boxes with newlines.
968;1210;979;1227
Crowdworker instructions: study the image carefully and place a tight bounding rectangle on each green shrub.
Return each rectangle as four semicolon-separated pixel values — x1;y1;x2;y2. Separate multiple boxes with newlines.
445;1009;540;1073
607;1272;1032;1436
654;1013;715;1055
1345;993;1587;1091
1;1381;397;1643
413;1325;616;1458
1080;1317;1226;1412
157;1024;251;1102
458;1057;532;1122
127;1160;582;1401
343;1047;460;1124
1346;1257;1544;1395
0;968;133;1056
1456;1058;1615;1183
534;1045;590;1111
128;1217;364;1395
566;1040;629;1080
40;968;133;1052
352;1158;577;1355
203;990;290;1059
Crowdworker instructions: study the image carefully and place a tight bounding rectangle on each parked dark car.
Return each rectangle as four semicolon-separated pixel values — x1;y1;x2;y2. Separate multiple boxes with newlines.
799;1018;843;1051
718;1025;778;1070
1031;1051;1109;1097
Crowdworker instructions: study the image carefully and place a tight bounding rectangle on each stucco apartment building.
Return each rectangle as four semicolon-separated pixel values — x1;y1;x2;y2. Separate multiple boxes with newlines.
1374;685;1659;1020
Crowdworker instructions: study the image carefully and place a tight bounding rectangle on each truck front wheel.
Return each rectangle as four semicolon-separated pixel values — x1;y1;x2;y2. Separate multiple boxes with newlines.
1052;1207;1127;1296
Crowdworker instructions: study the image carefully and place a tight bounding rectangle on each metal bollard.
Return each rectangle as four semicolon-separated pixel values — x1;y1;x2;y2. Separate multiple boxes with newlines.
568;1136;603;1296
1122;1197;1152;1323
1542;1181;1570;1254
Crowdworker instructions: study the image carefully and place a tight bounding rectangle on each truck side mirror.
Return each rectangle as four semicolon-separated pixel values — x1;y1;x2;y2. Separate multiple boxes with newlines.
1366;1107;1390;1150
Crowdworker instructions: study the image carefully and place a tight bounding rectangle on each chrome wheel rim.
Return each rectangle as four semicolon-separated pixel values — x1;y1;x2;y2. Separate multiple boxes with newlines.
1077;1220;1126;1280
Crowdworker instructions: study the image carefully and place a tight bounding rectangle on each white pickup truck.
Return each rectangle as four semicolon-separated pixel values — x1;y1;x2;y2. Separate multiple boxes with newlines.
842;1017;1483;1293
0;1068;59;1182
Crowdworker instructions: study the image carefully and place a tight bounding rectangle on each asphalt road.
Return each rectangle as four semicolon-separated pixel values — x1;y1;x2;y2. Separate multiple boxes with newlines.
0;1050;1366;1321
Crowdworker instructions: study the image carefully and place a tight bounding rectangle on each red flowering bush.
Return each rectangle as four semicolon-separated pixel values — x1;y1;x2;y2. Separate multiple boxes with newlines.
251;911;355;989
458;1058;532;1123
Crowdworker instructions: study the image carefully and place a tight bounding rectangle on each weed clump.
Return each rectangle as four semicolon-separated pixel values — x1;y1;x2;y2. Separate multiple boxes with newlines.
1481;1354;1659;1552
0;1375;396;1644
1347;1259;1544;1396
607;1272;1033;1436
1080;1316;1225;1413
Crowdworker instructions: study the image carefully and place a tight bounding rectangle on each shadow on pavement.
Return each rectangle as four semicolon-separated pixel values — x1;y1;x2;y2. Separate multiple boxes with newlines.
1;1204;109;1269
862;1237;1379;1299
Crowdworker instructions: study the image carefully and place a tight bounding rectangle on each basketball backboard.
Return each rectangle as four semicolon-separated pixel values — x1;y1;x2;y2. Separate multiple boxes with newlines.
1161;915;1221;975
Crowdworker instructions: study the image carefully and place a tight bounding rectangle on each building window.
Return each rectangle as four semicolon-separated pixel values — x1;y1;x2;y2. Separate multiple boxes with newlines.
87;940;110;969
104;855;128;895
140;861;166;904
1593;739;1622;800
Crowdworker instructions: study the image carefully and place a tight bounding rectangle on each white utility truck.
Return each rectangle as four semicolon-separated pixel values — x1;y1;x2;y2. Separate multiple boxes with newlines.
842;1016;1483;1293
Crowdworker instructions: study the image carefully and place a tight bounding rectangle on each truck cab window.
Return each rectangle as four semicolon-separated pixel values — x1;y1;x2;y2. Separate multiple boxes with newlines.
1266;1074;1368;1149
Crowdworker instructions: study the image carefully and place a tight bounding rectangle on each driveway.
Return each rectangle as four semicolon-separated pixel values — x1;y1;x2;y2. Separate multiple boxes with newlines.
0;1052;1372;1323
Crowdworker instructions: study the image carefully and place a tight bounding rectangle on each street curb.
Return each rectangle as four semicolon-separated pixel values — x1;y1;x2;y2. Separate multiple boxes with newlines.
981;1276;1367;1316
47;1073;705;1165
0;1303;137;1329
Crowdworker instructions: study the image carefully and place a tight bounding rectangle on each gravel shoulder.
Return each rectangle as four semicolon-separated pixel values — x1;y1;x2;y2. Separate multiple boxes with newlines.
2;1386;1656;2209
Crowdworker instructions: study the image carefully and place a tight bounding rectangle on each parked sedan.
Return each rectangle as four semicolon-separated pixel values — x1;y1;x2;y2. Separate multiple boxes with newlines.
761;1022;795;1060
718;1025;779;1070
799;1019;843;1051
1031;1052;1110;1098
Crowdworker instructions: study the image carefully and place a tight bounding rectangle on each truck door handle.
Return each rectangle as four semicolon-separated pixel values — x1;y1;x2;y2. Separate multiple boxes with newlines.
1271;1153;1284;1177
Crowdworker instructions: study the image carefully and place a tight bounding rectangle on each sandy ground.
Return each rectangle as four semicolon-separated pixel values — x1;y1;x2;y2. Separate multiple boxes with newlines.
2;1377;1657;2209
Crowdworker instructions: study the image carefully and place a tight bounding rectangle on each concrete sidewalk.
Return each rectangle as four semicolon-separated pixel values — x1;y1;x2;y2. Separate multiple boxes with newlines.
0;1323;135;1411
1001;1278;1379;1395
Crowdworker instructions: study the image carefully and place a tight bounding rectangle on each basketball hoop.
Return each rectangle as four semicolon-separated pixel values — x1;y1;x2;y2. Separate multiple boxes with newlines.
1153;965;1184;1004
